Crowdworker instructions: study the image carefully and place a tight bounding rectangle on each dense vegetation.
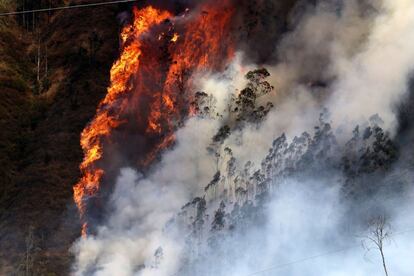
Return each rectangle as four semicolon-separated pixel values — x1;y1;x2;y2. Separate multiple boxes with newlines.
175;69;406;274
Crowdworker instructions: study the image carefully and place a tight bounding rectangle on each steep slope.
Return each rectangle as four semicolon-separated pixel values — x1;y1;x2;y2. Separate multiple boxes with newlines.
0;1;302;274
0;3;34;273
0;1;121;274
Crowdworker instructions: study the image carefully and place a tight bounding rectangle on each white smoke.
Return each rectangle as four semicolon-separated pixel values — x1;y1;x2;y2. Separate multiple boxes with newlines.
188;179;414;276
72;0;414;275
328;0;414;133
73;118;221;276
227;0;414;164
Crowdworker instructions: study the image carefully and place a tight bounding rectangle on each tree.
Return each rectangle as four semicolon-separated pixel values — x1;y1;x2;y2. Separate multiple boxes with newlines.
212;125;230;143
211;201;226;232
152;247;163;269
362;215;392;276
192;91;218;118
232;68;274;123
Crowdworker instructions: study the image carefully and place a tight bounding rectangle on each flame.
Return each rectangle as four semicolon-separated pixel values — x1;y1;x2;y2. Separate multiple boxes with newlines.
142;0;236;164
168;1;235;72
74;2;236;235
171;33;180;42
73;6;172;235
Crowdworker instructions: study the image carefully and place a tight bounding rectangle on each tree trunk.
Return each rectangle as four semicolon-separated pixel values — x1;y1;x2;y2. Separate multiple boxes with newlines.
37;34;40;84
22;1;26;30
45;43;48;78
380;248;389;276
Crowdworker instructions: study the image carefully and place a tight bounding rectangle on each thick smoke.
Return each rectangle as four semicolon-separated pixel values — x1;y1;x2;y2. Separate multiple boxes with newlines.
73;117;220;275
180;179;414;276
234;0;414;163
328;0;414;133
72;0;414;275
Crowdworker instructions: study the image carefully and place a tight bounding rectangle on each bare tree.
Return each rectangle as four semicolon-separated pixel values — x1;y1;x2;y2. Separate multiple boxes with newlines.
36;31;41;85
362;215;391;276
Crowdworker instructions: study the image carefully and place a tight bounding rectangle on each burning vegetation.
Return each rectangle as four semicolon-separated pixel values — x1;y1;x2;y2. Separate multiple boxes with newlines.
74;1;236;235
1;0;414;275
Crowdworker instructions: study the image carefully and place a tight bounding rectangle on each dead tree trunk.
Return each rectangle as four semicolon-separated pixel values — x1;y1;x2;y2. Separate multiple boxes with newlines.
363;215;391;276
36;32;41;87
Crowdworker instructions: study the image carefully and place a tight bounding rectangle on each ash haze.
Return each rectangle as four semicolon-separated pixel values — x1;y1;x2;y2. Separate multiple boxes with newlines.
72;0;414;275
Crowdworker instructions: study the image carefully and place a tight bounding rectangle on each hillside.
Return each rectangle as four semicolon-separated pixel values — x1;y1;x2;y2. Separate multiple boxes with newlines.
1;0;414;275
0;1;121;274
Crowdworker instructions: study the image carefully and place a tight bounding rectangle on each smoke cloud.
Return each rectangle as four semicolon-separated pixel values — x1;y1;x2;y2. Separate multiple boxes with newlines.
72;0;414;275
73;117;220;275
180;179;414;276
328;0;414;133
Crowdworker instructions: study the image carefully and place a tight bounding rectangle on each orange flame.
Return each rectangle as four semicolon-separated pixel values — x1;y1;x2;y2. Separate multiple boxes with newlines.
171;33;180;42
73;6;172;235
142;0;236;164
74;2;236;236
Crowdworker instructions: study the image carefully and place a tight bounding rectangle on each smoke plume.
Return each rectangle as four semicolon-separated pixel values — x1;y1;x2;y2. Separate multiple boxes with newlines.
72;0;414;275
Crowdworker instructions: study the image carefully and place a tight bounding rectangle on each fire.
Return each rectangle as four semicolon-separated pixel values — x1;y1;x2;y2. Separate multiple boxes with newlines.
73;6;172;235
74;1;236;235
168;0;235;72
171;33;180;42
142;0;236;163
